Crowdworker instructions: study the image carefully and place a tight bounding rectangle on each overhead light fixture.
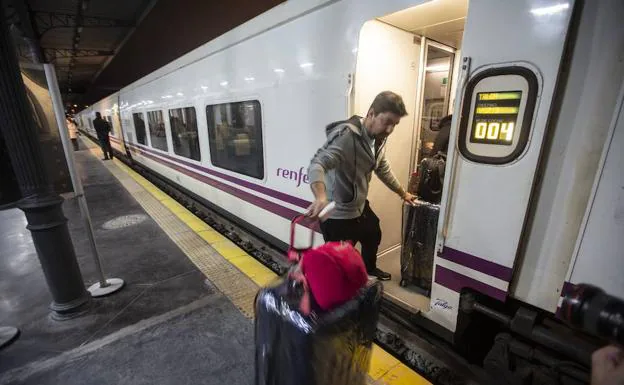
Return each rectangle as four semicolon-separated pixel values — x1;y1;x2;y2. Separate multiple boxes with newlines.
300;62;314;68
201;85;208;90
273;68;285;73
530;3;569;16
220;81;228;86
244;77;255;81
176;92;184;96
161;95;173;99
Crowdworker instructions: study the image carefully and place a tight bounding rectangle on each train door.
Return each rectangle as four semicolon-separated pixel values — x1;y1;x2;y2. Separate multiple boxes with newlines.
114;95;132;159
353;19;421;257
354;0;467;311
414;40;456;165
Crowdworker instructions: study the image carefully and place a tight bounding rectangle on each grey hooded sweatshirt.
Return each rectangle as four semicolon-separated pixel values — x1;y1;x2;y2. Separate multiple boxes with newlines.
308;115;403;220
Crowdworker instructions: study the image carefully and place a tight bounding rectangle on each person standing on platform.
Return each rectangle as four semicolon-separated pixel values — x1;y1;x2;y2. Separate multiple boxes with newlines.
306;91;416;281
93;112;113;160
66;118;79;151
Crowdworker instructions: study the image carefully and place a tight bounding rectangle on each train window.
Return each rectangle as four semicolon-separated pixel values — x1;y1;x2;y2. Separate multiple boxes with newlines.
169;107;201;161
132;113;148;145
147;110;168;151
206;100;264;179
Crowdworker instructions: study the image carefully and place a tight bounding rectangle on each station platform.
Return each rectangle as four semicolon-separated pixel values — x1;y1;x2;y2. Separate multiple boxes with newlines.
0;137;431;385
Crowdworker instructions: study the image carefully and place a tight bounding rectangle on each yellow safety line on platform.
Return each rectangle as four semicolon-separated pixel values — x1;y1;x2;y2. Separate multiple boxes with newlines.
88;140;430;385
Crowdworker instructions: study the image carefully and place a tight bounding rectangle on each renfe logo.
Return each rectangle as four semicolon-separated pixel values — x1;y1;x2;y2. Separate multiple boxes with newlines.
277;167;310;187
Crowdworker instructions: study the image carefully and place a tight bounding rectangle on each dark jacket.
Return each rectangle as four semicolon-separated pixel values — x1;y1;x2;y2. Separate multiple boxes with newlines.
308;115;402;219
93;118;110;139
431;115;453;155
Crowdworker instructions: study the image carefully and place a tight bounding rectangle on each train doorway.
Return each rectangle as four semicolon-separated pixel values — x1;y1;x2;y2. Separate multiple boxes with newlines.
353;0;467;312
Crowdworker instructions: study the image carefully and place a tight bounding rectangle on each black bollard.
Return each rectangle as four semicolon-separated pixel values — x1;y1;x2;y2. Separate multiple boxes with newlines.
0;8;90;320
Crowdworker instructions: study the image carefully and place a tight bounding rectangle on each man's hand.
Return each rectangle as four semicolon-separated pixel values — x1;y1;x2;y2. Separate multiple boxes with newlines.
401;191;417;205
307;182;329;218
307;199;329;219
592;345;624;385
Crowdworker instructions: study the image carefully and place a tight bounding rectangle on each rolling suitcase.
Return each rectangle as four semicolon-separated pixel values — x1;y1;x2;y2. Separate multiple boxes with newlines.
399;200;440;294
254;215;383;385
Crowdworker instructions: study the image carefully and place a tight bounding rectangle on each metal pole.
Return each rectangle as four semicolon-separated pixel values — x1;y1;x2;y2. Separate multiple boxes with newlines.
43;63;124;297
0;8;90;320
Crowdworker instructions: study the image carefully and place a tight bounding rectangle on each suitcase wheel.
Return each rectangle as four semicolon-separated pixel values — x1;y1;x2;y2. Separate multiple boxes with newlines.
400;279;409;287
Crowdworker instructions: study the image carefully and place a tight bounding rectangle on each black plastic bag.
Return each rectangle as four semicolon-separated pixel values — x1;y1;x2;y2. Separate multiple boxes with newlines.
254;278;382;385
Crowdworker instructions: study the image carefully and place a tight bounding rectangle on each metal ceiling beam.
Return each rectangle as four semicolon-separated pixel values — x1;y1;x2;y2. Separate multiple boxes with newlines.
89;0;157;84
45;48;114;59
56;64;103;71
33;11;134;36
15;45;114;61
8;0;45;63
64;0;86;96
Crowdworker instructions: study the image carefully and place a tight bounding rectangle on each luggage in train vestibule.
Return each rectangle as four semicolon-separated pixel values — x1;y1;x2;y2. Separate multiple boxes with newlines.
399;200;440;294
416;153;446;204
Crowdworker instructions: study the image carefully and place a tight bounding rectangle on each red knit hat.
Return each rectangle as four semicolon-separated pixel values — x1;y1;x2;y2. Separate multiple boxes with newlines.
300;241;368;311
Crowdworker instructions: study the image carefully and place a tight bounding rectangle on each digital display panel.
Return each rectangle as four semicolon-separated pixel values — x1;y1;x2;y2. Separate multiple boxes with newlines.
470;91;522;146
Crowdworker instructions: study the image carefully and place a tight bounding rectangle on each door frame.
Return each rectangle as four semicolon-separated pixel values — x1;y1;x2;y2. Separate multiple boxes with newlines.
409;38;457;176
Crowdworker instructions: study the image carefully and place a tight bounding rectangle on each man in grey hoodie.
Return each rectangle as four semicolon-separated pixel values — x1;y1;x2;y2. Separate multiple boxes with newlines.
307;91;416;280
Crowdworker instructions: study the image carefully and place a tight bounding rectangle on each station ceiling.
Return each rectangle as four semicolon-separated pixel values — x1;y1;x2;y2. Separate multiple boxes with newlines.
3;0;284;112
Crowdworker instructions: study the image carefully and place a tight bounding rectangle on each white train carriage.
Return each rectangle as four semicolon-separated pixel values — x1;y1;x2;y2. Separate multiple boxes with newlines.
76;0;624;380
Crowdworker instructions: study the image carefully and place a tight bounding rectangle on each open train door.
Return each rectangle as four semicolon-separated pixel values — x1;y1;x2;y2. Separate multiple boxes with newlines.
353;0;466;312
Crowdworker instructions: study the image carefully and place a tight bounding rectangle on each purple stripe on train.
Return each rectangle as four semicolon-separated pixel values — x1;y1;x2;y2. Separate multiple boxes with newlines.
439;247;513;282
125;142;312;209
435;265;507;301
126;142;320;231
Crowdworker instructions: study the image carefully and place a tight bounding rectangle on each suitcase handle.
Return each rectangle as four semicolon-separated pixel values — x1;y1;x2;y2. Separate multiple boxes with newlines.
289;215;314;252
288;202;335;256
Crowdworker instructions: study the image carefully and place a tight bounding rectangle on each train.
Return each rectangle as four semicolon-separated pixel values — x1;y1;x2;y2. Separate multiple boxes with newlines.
75;0;624;383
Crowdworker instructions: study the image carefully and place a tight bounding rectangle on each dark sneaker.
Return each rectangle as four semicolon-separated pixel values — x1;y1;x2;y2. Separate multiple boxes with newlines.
371;268;391;281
